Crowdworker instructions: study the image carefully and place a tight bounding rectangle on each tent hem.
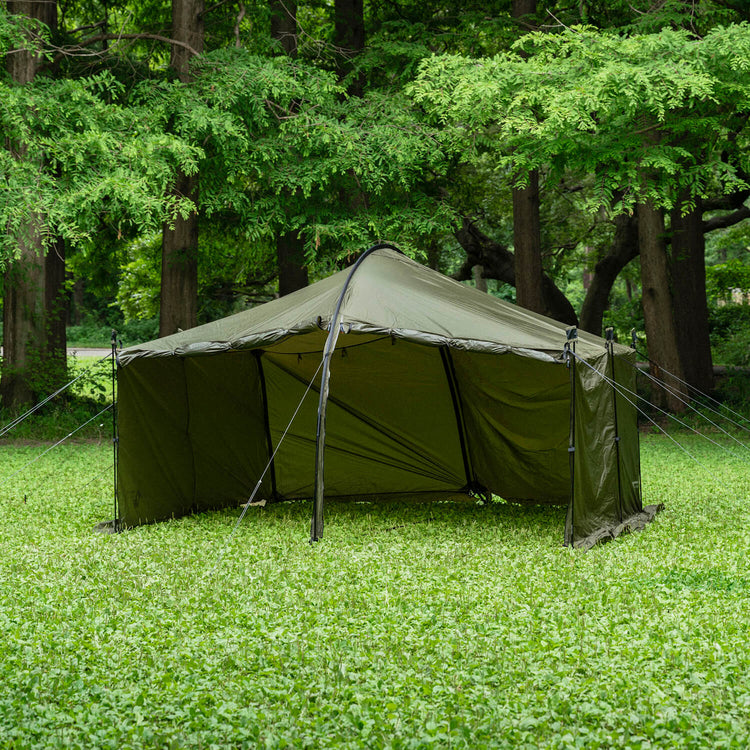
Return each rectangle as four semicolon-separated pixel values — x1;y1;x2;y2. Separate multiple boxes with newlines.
573;503;664;550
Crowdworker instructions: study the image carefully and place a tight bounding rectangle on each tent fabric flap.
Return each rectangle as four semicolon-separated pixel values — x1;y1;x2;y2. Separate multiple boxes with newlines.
568;349;646;548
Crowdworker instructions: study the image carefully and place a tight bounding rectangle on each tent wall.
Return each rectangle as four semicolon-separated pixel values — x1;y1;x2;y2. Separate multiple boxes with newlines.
263;337;468;497
118;352;271;526
568;349;643;546
612;352;643;519
451;350;571;504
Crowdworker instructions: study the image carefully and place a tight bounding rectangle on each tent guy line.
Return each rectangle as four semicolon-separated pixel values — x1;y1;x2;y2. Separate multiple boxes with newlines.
571;350;743;487
629;338;750;431
634;365;750;455
0;352;112;440
206;357;325;580
0;404;113;491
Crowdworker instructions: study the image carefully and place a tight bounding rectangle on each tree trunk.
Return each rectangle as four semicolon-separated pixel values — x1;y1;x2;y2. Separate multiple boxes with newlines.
1;0;67;409
512;172;545;313
579;213;639;335
160;171;199;334
472;265;487;292
512;0;536;19
277;231;308;296
454;218;577;325
269;2;308;296
270;0;297;56
670;195;713;394
159;0;203;336
334;0;365;95
2;237;46;407
511;0;544;316
637;201;686;412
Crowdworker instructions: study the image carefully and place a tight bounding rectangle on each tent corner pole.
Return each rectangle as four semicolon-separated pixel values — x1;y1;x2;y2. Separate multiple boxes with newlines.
563;327;577;547
111;329;120;534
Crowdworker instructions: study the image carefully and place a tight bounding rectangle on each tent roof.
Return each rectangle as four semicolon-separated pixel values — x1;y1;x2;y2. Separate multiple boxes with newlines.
119;248;622;365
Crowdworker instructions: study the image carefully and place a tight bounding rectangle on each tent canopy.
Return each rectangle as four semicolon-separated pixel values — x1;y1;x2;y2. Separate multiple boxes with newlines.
117;246;654;547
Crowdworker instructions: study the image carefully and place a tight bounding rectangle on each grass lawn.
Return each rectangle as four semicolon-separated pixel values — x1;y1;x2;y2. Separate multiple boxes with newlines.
0;431;749;748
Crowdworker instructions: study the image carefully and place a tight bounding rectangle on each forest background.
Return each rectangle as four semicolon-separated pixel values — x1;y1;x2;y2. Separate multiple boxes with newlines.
2;0;750;414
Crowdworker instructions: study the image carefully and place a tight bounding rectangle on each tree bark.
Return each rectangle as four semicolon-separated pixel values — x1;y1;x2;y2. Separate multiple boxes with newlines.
637;201;686;411
2;236;46;407
160;171;199;334
512;173;545;314
334;0;365;95
579;213;639;335
511;0;544;316
277;231;308;296
269;2;308;296
670;195;713;394
1;1;67;409
270;0;297;56
159;0;203;336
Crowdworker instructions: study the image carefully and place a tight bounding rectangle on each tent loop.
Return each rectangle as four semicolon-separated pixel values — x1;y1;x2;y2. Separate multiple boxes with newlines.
311;242;404;542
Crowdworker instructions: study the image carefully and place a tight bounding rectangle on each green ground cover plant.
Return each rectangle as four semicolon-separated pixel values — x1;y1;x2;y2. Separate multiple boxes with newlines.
0;431;749;749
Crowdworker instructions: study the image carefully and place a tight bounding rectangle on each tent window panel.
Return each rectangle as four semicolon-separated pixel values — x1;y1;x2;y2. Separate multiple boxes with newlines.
450;350;570;503
263;336;467;497
183;353;270;510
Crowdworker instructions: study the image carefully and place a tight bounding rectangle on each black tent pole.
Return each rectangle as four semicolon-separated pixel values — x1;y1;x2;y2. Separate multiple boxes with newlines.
563;326;577;546
310;242;403;542
111;330;120;533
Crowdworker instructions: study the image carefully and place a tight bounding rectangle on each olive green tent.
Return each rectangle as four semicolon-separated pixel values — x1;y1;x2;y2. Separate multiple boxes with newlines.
116;245;658;547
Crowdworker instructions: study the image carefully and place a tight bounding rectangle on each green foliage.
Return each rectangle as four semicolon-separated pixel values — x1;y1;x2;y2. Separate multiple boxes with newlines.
411;24;750;214
709;305;750;367
1;434;750;746
706;258;750;302
67;319;160;348
0;70;202;264
0;356;113;441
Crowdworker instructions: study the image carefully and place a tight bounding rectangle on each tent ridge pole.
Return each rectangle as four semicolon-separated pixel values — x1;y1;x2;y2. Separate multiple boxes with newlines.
311;243;404;542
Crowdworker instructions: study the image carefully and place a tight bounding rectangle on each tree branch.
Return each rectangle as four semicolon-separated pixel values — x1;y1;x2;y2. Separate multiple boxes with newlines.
702;204;750;233
47;32;201;66
453;217;578;325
